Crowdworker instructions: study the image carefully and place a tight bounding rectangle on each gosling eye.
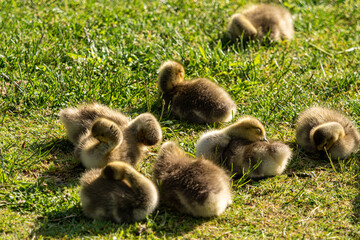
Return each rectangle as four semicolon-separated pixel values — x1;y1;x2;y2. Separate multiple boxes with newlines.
256;128;261;134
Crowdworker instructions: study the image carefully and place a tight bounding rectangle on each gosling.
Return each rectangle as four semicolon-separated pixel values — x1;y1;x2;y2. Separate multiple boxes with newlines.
60;103;162;168
80;161;159;223
196;116;292;178
296;106;360;159
222;139;292;178
158;60;237;123
153;141;232;217
226;4;294;43
196;116;267;163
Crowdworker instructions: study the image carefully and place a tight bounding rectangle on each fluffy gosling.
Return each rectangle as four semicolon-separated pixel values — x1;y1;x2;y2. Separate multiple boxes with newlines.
153;141;232;217
80;161;159;223
196;116;267;163
60;103;162;168
226;4;294;43
222;139;292;178
158;60;237;123
296;106;360;159
196;116;292;178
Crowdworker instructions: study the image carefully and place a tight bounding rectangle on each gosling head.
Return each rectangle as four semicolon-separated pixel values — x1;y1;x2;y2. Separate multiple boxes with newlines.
227;13;258;41
223;116;267;142
91;118;123;144
310;122;345;151
158;60;185;94
101;161;128;181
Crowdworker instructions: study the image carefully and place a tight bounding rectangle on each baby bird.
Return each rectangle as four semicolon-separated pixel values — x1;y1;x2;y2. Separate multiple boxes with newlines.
153;141;232;217
80;161;159;223
296;106;360;159
196;116;292;178
226;4;294;43
60;103;162;168
59;103;129;145
196;116;267;163
158;60;237;123
222;139;292;178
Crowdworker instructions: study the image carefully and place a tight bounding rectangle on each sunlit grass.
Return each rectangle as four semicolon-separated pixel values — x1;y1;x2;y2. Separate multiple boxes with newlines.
1;0;359;238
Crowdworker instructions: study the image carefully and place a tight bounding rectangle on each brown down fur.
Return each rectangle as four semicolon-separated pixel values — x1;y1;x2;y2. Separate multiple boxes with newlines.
60;103;162;168
196;116;292;178
80;161;159;223
296;106;360;159
153;141;232;217
158;60;237;124
226;4;294;42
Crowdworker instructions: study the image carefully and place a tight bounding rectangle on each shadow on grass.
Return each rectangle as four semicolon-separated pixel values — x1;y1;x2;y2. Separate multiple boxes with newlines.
352;183;360;224
41;160;84;188
208;31;246;52
31;205;209;239
288;143;360;225
351;153;360;224
285;142;334;174
30;137;84;188
210;30;278;54
30;136;74;155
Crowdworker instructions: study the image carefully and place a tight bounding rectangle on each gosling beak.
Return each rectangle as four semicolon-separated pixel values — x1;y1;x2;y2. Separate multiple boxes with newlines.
317;145;324;151
262;136;268;142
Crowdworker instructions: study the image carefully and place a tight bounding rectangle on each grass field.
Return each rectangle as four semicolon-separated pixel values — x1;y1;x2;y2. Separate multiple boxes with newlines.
1;0;359;239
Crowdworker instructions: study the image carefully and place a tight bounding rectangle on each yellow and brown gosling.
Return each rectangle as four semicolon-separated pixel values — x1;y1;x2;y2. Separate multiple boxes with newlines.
158;60;237;123
226;4;294;43
80;161;159;223
60;103;162;168
221;139;292;178
153;141;232;217
196;116;292;178
296;106;360;159
196;116;267;163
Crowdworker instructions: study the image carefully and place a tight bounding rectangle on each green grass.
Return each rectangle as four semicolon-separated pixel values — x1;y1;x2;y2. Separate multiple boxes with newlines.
1;0;360;239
